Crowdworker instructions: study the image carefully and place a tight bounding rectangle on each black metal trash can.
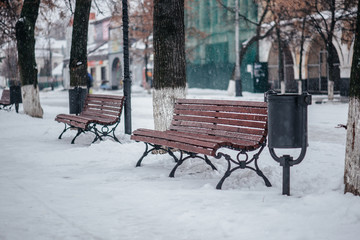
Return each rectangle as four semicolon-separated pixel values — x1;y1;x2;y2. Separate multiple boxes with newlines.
9;85;22;104
267;93;311;149
266;91;312;195
10;85;22;113
69;87;87;115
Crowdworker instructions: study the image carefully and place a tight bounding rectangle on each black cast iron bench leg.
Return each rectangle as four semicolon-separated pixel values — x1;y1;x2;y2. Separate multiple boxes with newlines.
58;124;71;139
136;142;179;167
169;153;217;178
91;125;103;143
71;128;85;144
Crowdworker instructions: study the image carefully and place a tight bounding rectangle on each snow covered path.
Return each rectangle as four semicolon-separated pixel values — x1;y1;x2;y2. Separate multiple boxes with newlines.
0;88;359;240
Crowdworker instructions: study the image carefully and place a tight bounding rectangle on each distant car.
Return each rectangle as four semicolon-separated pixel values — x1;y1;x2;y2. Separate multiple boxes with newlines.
100;81;111;90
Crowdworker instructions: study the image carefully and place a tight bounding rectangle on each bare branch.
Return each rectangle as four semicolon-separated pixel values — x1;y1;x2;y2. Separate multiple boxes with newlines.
216;0;259;26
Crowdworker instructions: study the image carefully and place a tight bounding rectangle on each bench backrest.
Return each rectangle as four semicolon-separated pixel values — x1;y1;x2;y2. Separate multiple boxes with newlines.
169;99;268;150
81;94;125;122
1;90;10;103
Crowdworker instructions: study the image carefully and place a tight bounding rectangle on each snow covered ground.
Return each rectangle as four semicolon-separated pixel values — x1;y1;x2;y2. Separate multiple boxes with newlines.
0;87;359;240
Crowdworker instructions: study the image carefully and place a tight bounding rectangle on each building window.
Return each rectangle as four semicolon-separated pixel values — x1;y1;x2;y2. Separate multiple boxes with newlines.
267;43;295;92
91;68;96;79
101;66;106;81
205;42;229;64
307;41;340;93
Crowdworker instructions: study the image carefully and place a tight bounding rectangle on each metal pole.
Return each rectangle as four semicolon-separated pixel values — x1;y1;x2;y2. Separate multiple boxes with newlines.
122;0;132;134
282;158;291;196
235;0;242;96
279;155;292;196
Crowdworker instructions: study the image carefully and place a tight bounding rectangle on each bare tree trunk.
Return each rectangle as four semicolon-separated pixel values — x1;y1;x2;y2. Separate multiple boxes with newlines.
69;0;92;87
344;0;360;196
327;0;336;101
153;0;186;131
298;17;306;94
153;88;186;131
144;41;150;90
327;42;335;101
275;25;285;94
15;0;43;118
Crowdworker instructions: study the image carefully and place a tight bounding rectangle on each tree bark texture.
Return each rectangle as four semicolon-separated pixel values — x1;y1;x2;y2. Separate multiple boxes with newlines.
15;0;40;87
298;17;307;94
327;41;335;101
15;0;43;118
344;0;360;196
153;0;186;131
153;88;186;131
21;84;43;118
326;0;336;101
276;26;285;93
69;0;92;87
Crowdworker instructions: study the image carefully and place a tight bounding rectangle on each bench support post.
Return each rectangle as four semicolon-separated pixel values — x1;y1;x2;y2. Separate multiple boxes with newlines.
281;156;291;196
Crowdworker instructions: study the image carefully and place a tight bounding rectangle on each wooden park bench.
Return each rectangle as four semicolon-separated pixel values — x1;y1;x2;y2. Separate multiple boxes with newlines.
0;87;22;113
55;94;125;144
131;99;272;189
0;89;11;110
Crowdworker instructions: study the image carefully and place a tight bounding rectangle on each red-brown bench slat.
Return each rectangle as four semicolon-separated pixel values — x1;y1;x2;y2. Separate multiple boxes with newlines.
82;109;121;118
85;101;123;109
56;114;92;123
131;135;216;156
166;129;261;148
175;104;268;115
169;125;264;142
80;115;118;125
132;129;221;149
86;105;122;113
164;131;258;151
170;120;266;136
174;109;267;121
176;98;267;108
172;115;267;129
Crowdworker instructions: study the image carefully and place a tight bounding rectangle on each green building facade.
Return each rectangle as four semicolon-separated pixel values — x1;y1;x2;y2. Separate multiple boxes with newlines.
185;0;258;91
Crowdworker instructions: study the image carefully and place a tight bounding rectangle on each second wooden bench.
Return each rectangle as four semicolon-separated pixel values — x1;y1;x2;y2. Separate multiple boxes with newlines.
55;94;125;144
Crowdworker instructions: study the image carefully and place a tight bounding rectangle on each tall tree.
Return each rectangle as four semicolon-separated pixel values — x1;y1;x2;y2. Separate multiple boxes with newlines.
0;0;21;45
1;42;18;83
153;0;186;131
305;0;357;100
269;0;295;93
15;0;43;118
69;0;92;88
216;0;275;95
130;0;154;89
0;1;20;87
344;0;360;196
